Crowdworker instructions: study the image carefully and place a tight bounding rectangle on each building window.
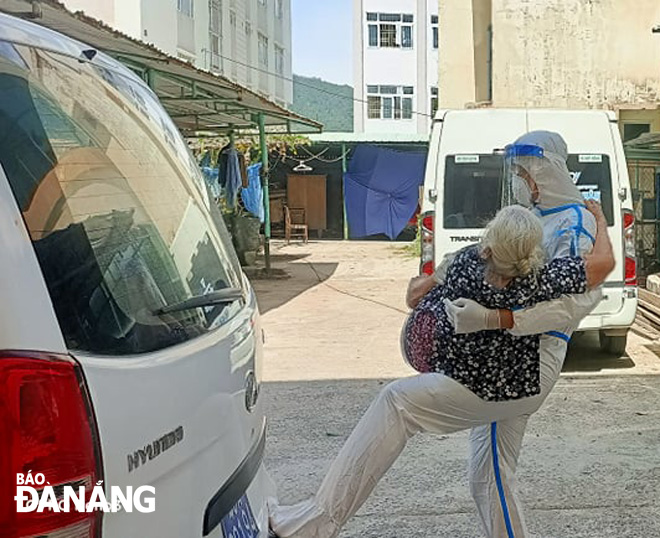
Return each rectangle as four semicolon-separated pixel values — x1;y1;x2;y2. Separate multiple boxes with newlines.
209;0;221;71
258;33;269;68
431;15;438;49
367;96;382;119
177;0;193;17
230;11;238;78
401;25;412;48
368;24;378;46
366;85;414;120
245;22;253;83
382;97;393;119
365;12;414;48
380;24;397;47
274;45;284;76
430;86;439;117
275;0;283;19
274;45;285;97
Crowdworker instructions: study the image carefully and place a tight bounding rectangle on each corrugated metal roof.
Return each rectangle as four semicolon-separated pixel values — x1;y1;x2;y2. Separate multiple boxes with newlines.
0;0;322;136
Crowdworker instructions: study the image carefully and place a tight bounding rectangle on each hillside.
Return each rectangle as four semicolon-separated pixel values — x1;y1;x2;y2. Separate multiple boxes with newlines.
292;74;353;132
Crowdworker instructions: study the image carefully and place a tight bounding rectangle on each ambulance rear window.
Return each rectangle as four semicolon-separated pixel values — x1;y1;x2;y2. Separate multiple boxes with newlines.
444;154;503;229
444;153;615;229
567;154;614;226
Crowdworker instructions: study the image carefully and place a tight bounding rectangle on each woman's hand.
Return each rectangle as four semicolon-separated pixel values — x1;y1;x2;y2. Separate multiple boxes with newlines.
406;275;436;309
585;199;607;226
583;200;615;288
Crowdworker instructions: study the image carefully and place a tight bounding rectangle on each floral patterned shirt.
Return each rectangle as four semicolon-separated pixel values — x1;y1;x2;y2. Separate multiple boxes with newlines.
404;246;587;401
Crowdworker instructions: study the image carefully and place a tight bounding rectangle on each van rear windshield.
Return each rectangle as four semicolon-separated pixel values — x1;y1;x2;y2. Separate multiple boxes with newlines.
0;42;243;356
443;154;614;228
444;155;503;229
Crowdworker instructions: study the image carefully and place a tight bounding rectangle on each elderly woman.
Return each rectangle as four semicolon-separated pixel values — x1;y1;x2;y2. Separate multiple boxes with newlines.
269;200;614;538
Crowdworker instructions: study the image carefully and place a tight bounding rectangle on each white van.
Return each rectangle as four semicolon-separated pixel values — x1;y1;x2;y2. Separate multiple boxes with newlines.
420;109;637;355
0;14;272;538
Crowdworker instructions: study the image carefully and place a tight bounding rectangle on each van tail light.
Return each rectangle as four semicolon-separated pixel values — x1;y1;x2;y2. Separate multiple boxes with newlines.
420;211;435;276
0;353;103;537
623;210;637;286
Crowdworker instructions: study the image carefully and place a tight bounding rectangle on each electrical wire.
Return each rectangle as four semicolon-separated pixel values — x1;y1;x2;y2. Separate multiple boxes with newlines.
289;146;330;163
306;261;409;316
214;53;433;119
298;145;351;164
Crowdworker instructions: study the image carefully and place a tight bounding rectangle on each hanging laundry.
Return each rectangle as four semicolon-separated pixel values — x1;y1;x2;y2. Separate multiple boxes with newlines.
199;150;212;168
241;163;265;222
218;144;242;208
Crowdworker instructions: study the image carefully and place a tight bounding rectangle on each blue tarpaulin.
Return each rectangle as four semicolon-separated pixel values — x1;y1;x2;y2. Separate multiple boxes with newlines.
344;144;427;239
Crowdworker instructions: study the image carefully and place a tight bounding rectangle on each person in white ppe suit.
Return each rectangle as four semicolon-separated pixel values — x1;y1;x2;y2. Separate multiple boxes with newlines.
442;130;605;538
268;131;608;538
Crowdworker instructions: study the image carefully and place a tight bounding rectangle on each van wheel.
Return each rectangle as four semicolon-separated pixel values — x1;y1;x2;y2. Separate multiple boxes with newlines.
599;331;628;356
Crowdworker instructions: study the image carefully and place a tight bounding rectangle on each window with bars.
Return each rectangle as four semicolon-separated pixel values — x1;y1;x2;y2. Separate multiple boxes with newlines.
177;0;193;17
367;96;381;119
366;86;414;120
366;12;414;48
431;15;438;49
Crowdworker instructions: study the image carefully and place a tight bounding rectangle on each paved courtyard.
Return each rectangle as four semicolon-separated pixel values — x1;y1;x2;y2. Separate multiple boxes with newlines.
253;240;660;537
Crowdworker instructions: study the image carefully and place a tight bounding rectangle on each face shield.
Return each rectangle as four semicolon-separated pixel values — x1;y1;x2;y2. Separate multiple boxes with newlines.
502;143;544;208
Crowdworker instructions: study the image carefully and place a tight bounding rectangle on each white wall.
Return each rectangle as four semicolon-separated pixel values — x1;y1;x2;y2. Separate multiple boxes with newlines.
141;0;178;56
492;0;660;110
62;0;117;28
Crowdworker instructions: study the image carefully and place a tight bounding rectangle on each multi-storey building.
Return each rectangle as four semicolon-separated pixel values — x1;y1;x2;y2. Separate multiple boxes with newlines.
62;0;293;107
352;0;439;135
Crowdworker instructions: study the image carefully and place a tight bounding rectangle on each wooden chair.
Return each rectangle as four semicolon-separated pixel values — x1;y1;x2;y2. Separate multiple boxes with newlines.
284;206;308;244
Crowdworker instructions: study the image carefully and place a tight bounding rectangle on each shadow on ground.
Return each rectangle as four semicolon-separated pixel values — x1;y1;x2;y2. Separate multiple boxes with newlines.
250;259;339;314
562;331;636;372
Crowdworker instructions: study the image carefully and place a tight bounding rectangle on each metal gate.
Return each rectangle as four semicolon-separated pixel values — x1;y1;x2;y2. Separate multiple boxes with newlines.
628;153;660;278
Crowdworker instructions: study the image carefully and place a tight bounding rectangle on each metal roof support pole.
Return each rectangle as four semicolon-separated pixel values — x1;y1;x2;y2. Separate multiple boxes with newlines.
258;113;271;273
145;68;156;89
341;142;349;240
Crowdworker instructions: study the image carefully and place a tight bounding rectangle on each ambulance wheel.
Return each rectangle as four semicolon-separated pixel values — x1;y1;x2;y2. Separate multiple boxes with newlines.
599;331;628;357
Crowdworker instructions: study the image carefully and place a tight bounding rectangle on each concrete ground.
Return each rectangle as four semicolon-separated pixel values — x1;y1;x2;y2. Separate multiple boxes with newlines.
252;240;660;538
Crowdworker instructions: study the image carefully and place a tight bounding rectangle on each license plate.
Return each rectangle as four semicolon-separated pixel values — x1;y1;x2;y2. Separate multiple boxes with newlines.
221;495;260;538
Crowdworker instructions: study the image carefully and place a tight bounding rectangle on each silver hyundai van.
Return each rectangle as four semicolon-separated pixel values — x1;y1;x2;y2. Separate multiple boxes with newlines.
0;13;272;538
